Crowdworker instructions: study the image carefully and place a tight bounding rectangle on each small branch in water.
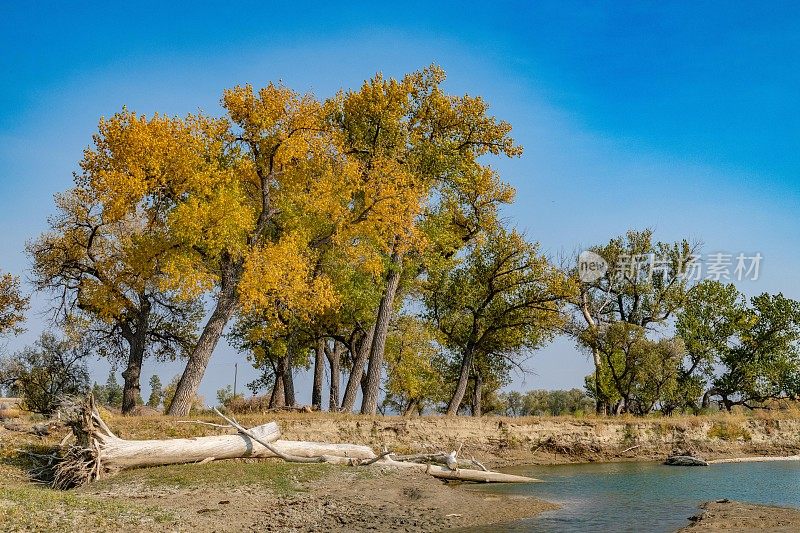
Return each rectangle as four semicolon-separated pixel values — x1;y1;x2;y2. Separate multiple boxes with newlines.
470;456;488;472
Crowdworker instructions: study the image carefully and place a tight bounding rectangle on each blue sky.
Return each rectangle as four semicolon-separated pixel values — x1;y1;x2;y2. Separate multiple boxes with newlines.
1;1;798;403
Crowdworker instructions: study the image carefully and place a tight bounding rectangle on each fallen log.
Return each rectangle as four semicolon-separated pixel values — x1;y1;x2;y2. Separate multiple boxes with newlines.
391;452;489;470
52;396;535;488
380;458;541;483
97;422;282;470
53;396;375;488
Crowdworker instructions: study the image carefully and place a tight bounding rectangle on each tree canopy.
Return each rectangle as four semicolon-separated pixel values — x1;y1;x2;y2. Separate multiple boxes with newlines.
0;271;28;339
13;67;800;418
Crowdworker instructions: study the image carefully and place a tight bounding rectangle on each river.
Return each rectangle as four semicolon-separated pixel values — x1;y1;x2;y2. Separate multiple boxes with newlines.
464;460;800;532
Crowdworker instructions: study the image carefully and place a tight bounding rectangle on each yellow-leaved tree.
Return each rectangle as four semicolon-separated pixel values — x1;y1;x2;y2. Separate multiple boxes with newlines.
383;315;444;415
28;113;206;413
45;67;527;416
0;271;28;341
326;67;523;414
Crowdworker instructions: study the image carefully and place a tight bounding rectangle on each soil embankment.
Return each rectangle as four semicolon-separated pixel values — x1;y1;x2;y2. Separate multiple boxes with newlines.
269;412;800;466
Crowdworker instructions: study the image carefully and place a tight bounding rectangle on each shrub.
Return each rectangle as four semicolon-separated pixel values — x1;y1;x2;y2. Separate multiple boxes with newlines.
224;394;271;414
707;421;752;441
0;331;90;415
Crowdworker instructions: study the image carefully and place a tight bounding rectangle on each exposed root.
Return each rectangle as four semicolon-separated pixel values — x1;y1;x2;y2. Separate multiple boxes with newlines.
52;445;98;489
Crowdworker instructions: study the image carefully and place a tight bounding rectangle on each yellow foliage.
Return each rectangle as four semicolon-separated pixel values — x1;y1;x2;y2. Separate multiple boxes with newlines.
385;316;443;406
36;66;526;357
239;234;339;334
0;272;28;336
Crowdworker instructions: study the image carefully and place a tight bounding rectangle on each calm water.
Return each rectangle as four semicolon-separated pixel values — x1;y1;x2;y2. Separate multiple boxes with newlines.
464;461;800;532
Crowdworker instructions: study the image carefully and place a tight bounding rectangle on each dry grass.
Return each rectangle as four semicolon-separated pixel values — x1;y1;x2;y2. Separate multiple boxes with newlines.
0;414;345;531
707;421;753;441
0;483;177;531
90;459;334;494
66;403;800;446
0;427;175;531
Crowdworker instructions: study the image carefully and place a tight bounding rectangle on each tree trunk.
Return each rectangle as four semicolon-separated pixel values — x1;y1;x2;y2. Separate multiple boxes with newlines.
167;261;239;416
701;389;713;409
326;341;343;411
121;307;149;415
340;325;375;412
581;292;607;415
591;348;608;415
472;371;483;417
283;352;296;407
101;422;283;470
311;339;325;410
446;346;475;416
403;399;417;416
120;338;145;415
721;394;733;412
381;458;541;483
361;252;402;415
269;358;286;409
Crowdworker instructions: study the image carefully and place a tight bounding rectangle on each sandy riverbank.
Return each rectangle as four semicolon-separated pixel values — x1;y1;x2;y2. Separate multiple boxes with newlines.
680;500;800;532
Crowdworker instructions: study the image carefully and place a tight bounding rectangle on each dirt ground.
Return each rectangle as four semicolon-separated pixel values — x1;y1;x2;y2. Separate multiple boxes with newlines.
92;467;554;532
0;456;554;532
680;500;800;532
0;411;558;532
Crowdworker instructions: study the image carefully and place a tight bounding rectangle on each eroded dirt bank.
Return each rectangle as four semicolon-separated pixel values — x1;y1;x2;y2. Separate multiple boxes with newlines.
270;412;800;466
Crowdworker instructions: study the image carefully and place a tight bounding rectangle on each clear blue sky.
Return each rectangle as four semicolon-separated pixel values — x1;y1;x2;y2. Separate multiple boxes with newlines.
1;1;798;403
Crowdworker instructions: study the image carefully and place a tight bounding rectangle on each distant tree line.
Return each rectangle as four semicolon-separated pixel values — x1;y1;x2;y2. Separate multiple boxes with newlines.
500;389;595;417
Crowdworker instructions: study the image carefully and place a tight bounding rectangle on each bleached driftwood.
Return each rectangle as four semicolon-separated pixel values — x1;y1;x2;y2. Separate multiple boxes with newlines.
53;396;374;488
97;422;282;469
52;396;537;488
379;457;540;483
392;452;486;470
378;441;538;483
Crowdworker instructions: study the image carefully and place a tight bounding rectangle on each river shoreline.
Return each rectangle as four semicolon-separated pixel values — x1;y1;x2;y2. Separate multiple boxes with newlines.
268;412;800;531
680;500;800;531
3;411;800;531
